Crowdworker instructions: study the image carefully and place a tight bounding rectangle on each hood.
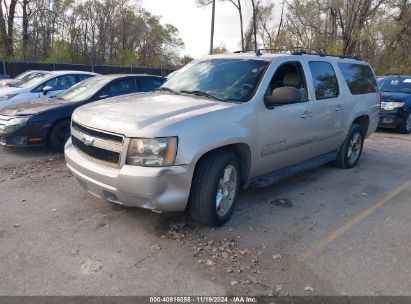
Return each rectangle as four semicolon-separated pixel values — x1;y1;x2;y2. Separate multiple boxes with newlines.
0;98;74;116
72;92;235;136
0;86;26;95
381;91;411;102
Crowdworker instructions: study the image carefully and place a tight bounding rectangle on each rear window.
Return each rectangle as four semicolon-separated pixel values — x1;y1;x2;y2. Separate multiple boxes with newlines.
338;63;377;95
308;61;339;99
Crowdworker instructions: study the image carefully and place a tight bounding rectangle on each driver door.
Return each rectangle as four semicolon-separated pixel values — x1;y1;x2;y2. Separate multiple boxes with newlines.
256;60;323;176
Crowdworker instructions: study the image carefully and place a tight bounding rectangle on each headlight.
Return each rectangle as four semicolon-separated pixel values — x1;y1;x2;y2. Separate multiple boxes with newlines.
0;94;18;101
1;116;31;134
126;137;178;167
382;101;405;110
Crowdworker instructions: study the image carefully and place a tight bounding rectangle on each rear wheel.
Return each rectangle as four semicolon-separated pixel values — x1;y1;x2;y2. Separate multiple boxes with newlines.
188;150;240;226
334;124;364;169
49;120;71;153
397;110;411;134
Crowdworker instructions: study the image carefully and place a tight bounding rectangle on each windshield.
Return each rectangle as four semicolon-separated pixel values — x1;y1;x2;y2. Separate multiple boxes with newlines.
17;71;47;82
57;76;111;102
378;77;411;93
15;73;52;88
162;58;270;102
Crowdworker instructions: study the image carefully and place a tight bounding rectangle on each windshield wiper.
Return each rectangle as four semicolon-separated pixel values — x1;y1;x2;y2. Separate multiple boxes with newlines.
180;90;225;102
155;87;181;95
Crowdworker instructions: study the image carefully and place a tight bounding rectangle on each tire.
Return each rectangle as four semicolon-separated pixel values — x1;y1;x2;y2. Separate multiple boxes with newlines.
334;124;364;169
188;150;240;226
397;110;411;134
49;120;71;153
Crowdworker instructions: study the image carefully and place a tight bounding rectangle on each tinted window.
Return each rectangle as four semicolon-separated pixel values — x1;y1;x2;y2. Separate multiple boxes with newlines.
163;58;270;103
77;74;94;82
308;62;339;99
140;78;164;92
103;78;136;97
338;63;377;95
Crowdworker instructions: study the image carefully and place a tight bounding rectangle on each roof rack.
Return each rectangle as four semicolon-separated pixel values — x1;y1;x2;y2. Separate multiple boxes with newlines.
233;48;363;61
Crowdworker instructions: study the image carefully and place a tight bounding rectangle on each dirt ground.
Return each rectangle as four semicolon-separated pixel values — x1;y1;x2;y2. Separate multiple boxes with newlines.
0;130;410;296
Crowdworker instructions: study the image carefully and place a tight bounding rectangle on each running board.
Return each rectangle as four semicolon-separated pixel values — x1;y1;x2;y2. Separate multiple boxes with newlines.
250;150;338;188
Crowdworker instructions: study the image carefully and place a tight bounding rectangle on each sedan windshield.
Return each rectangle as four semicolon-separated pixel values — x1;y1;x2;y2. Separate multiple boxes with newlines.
15;73;52;88
57;76;111;102
161;58;270;103
378;77;411;93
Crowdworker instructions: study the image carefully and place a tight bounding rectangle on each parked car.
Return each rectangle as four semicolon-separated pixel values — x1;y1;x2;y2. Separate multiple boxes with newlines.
65;52;379;226
0;70;97;110
0;74;165;152
0;70;48;88
377;75;411;134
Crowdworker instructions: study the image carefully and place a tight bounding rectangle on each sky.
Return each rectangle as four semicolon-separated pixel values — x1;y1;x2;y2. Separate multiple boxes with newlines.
142;0;256;59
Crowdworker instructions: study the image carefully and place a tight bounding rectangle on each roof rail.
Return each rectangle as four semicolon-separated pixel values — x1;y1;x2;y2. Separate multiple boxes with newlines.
233;48;363;60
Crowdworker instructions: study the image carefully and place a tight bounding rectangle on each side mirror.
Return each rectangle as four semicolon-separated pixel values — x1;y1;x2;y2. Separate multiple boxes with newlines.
264;86;302;108
42;86;53;95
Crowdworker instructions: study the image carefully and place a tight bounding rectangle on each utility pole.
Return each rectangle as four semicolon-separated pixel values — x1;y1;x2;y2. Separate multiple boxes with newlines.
209;0;216;55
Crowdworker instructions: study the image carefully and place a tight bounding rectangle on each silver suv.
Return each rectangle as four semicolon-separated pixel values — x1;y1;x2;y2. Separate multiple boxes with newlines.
65;52;380;226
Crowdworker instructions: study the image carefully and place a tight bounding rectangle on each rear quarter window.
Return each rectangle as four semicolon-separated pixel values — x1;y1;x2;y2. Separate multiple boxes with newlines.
338;63;378;95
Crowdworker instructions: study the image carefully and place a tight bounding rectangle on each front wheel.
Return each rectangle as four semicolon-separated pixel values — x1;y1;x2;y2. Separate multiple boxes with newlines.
397;110;411;134
334;124;364;169
49;120;71;153
188;151;240;226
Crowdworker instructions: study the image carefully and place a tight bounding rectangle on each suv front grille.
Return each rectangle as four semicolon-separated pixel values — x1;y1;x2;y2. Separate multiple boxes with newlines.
71;120;124;166
72;136;120;165
72;121;123;144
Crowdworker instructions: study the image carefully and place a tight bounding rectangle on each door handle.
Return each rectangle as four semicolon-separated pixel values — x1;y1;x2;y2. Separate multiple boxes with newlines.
335;105;344;111
300;111;313;118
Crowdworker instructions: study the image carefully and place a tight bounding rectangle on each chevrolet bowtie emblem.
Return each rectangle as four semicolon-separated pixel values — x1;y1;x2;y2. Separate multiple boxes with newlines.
81;135;95;146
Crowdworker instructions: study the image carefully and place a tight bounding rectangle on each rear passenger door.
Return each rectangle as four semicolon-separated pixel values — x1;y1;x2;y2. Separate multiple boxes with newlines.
307;61;348;150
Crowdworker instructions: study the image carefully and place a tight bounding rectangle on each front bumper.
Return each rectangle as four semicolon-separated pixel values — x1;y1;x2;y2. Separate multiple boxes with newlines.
378;108;406;128
65;138;194;212
0;122;49;147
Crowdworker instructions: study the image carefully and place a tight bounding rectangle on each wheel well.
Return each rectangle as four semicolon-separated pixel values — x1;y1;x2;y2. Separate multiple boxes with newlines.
352;115;369;136
47;117;71;142
195;144;251;188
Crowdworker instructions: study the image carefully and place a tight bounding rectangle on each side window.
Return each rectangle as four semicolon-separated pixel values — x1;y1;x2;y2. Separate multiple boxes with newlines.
266;61;308;104
103;78;136;97
42;75;77;91
140;78;165;92
308;61;339;100
338;63;378;95
77;74;93;82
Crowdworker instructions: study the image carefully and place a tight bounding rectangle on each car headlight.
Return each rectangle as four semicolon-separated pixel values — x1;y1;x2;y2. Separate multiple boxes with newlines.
1;116;31;134
0;94;18;101
126;137;178;167
382;101;405;110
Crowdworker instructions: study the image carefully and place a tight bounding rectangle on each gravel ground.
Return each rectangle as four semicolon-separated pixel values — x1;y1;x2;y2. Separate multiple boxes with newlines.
0;130;410;296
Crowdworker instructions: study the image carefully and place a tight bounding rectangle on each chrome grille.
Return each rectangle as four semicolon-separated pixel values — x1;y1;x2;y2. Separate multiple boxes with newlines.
72;121;123;144
72;137;120;164
0;115;13;131
71;120;124;166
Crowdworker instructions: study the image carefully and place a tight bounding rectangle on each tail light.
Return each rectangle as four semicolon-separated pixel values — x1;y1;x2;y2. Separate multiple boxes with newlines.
4;82;13;87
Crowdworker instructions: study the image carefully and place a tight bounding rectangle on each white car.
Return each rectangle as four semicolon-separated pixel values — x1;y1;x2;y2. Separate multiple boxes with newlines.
0;70;97;110
0;70;48;88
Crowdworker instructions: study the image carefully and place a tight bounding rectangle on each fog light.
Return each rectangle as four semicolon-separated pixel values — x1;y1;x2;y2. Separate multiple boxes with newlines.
29;137;43;143
383;118;394;123
12;137;28;145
